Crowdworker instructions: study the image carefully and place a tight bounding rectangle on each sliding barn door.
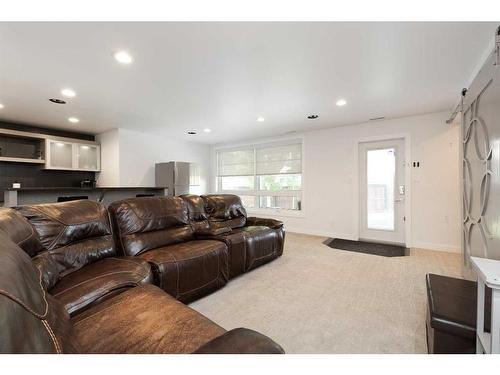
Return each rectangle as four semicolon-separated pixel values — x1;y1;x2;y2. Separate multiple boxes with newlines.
462;31;500;270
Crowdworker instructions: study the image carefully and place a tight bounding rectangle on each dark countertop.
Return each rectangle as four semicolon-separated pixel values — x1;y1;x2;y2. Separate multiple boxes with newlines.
4;186;167;191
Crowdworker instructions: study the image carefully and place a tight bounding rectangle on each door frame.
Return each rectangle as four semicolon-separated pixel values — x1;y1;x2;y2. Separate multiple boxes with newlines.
353;133;412;248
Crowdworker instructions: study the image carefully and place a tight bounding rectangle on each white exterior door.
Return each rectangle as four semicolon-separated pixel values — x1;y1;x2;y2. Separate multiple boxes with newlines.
359;139;406;245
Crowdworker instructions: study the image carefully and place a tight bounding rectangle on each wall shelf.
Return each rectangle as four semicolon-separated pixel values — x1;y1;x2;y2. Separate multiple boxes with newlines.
0;156;45;164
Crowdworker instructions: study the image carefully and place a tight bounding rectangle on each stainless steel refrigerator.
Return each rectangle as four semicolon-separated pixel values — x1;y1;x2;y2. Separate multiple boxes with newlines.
155;162;199;196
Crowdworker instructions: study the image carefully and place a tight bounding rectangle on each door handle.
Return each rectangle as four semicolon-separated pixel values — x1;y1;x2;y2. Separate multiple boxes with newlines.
394;198;404;203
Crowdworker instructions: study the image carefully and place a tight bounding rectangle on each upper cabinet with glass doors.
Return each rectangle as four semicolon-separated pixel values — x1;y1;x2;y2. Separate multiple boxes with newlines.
45;139;100;171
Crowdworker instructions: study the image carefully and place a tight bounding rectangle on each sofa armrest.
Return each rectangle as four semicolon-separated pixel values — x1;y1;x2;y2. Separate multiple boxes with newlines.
246;217;284;229
195;227;232;237
193;328;285;354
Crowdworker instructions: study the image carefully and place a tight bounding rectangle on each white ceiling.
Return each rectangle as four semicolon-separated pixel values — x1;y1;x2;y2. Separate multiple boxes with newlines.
0;22;496;144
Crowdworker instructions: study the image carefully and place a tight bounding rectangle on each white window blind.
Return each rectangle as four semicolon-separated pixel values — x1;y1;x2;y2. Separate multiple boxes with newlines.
217;149;254;176
256;143;302;175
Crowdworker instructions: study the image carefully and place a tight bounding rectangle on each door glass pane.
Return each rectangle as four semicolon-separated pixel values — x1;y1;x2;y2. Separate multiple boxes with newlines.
50;141;72;168
367;148;395;230
76;145;98;170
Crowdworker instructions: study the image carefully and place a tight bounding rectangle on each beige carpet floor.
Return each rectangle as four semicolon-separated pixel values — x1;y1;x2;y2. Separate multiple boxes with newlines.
189;232;462;353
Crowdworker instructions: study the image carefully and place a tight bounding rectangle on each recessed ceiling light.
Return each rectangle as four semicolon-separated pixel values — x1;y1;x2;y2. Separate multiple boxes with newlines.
61;88;76;98
336;99;347;106
187;131;197;135
203;128;211;133
114;51;133;65
257;116;265;122
0;103;4;109
68;117;79;124
307;114;319;119
49;98;66;104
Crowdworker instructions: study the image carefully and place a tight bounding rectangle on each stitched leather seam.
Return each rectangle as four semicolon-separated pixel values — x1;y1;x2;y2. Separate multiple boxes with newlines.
246;252;275;271
0;267;50;330
177;251;221;296
120;201;188;222
27;203;105;226
177;275;219;296
47;226;67;251
67;282;140;314
109;257;148;267
147;247;220;266
41;319;61;354
44;236;113;257
0;266;49;318
170;252;180;297
15;222;37;246
114;218;128;256
73;285;159;325
51;271;148;297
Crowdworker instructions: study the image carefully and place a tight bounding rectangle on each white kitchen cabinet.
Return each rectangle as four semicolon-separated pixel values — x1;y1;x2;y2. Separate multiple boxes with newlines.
76;144;100;170
45;139;100;171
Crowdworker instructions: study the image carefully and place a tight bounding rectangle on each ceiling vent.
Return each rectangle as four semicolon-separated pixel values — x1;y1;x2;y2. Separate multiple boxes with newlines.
369;116;385;121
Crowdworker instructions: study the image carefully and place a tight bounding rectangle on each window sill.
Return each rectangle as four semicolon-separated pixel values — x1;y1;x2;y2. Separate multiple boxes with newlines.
246;208;305;219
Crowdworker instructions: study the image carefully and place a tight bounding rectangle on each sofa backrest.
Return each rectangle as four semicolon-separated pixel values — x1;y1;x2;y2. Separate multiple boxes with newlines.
202;194;247;229
0;207;44;257
0;233;79;353
16;200;115;287
108;196;194;257
180;194;210;231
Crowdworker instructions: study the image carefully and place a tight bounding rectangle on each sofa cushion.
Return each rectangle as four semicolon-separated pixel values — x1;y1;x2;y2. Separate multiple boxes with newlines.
0;207;44;257
72;284;226;354
180;194;210;231
202;194;247;229
109;197;194;257
0;234;79;353
138;240;228;303
16;201;115;278
231;226;280;272
50;257;152;316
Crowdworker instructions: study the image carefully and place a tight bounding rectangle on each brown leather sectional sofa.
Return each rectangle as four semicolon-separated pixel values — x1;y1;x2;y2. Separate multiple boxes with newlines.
180;194;284;279
0;194;285;354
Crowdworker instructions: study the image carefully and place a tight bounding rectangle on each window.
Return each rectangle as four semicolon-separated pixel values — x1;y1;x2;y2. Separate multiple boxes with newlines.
216;141;302;211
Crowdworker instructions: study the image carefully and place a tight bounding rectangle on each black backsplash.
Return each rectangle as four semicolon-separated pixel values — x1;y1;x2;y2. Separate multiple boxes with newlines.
0;163;95;189
0;121;96;190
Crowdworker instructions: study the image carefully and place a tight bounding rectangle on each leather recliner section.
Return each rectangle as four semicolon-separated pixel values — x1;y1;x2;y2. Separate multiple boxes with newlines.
12;201;153;315
183;194;285;278
0;234;79;353
108;197;229;303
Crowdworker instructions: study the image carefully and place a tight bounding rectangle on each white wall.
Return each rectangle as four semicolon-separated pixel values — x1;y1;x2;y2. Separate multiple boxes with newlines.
95;129;120;187
118;129;211;193
97;128;211;194
210;111;461;252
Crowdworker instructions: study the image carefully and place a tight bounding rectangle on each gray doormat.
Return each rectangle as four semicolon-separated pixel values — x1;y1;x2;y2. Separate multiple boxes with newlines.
323;238;408;257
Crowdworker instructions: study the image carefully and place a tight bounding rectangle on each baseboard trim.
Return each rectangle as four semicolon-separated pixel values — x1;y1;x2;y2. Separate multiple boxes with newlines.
285;228;356;241
400;242;459;253
285;228;460;254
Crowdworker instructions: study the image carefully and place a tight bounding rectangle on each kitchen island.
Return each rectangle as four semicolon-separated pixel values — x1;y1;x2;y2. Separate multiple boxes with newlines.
2;186;168;207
